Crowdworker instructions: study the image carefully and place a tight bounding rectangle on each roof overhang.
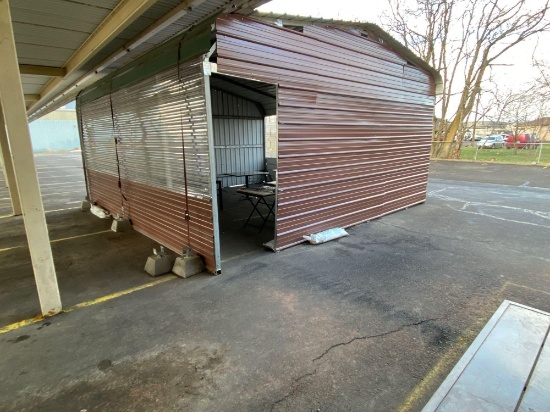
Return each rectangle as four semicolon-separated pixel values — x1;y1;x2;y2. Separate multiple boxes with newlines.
9;0;269;121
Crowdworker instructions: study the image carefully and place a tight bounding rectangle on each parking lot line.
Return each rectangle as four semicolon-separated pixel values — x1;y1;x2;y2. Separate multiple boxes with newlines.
0;207;80;219
0;275;178;334
0;230;111;253
65;275;177;312
45;207;81;213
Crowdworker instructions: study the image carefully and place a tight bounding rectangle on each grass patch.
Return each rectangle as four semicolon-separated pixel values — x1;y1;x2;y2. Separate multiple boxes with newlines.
457;145;550;166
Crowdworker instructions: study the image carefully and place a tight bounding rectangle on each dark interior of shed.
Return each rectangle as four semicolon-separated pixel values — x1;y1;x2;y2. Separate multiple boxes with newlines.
209;74;278;259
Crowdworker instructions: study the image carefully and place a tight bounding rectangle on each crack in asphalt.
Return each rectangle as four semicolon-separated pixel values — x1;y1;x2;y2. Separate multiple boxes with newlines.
312;318;439;363
270;318;439;411
270;370;317;412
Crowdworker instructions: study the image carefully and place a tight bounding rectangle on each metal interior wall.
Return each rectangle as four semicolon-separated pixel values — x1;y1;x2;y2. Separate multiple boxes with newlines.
79;57;218;272
211;88;265;187
214;16;436;250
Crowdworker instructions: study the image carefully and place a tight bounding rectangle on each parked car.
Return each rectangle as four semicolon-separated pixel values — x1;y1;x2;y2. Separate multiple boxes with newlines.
505;133;534;149
477;135;505;149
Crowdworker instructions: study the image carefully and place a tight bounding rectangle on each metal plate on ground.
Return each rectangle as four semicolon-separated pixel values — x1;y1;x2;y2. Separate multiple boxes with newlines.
518;329;550;412
423;300;550;412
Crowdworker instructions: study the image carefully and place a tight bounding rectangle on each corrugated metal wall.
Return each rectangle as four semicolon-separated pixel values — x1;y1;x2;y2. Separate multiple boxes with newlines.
79;94;124;217
211;89;264;186
215;16;435;250
79;57;218;272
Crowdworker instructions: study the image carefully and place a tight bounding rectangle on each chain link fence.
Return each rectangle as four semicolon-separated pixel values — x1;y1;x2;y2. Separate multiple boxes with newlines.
431;141;550;166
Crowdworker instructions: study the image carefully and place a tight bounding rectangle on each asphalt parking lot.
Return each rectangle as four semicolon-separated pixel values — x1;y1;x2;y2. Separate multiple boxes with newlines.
0;155;549;411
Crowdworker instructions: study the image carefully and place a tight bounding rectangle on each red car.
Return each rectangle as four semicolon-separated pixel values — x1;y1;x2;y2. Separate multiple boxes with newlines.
505;133;535;149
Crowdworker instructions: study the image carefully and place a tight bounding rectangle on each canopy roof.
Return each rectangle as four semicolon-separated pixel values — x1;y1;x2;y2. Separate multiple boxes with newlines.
11;0;268;121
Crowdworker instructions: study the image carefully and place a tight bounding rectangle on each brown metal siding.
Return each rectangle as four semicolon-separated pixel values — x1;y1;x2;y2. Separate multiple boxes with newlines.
79;57;217;272
215;16;435;250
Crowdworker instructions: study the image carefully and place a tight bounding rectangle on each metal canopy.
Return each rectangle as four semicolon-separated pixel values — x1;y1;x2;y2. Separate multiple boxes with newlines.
9;0;269;121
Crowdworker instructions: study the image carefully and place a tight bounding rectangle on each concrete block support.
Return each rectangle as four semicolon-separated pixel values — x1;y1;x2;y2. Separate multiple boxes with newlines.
0;108;22;216
111;218;132;232
0;0;62;315
172;253;205;279
144;247;175;277
80;200;91;211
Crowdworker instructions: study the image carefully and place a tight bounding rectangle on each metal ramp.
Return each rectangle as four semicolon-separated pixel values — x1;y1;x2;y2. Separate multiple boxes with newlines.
424;300;550;411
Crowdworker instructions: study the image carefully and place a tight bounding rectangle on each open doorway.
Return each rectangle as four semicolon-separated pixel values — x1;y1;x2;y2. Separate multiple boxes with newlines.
209;74;277;261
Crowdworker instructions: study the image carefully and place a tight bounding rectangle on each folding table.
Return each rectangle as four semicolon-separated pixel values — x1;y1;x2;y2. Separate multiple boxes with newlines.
236;187;276;231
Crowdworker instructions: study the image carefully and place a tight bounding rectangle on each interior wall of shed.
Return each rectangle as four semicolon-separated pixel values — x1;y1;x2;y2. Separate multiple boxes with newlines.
211;88;266;187
208;74;278;258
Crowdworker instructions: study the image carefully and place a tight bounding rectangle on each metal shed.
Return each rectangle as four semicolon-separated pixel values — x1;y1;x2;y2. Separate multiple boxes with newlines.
76;13;441;274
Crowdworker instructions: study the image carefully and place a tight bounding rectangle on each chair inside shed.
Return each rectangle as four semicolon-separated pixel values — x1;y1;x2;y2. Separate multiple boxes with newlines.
209;74;278;259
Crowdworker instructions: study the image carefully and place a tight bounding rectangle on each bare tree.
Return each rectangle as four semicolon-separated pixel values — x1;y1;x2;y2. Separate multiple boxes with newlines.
488;86;548;153
532;57;550;98
384;0;550;159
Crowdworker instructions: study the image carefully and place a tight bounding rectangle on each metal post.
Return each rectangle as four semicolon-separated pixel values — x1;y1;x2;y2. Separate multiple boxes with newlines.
0;0;62;316
203;61;222;274
0;107;22;215
0;122;8;183
0;127;5;180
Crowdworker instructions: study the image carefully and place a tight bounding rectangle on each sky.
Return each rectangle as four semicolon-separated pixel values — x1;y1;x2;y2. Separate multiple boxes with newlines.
258;0;549;118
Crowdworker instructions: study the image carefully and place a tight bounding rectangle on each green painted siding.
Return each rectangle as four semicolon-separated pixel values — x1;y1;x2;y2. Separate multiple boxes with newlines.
77;19;214;106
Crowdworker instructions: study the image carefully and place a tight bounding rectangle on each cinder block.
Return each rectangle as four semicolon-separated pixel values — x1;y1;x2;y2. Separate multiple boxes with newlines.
172;254;205;278
80;200;91;211
144;252;176;277
111;218;132;232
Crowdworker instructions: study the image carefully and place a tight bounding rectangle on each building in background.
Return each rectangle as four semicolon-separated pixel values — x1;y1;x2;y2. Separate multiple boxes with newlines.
29;101;80;152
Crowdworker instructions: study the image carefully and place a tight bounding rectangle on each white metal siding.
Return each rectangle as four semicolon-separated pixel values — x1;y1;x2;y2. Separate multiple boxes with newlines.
211;89;265;186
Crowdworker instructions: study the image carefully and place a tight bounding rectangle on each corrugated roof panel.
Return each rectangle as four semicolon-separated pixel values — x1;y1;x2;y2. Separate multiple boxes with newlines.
81;0;224;73
22;84;46;95
16;45;70;67
20;75;52;86
141;0;183;19
68;0;121;8
12;23;90;49
148;0;228;41
24;0;270;119
10;0;116;34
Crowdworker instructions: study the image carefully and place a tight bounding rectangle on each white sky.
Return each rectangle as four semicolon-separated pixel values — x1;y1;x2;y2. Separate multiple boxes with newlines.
258;0;549;98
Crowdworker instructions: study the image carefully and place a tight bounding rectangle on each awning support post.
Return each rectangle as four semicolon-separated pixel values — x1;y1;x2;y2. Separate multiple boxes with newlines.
0;107;22;216
0;0;62;316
